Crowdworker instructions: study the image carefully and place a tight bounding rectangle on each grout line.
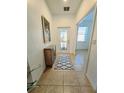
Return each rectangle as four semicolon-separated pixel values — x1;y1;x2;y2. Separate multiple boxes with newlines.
39;53;92;92
36;84;92;88
63;71;64;93
39;84;85;87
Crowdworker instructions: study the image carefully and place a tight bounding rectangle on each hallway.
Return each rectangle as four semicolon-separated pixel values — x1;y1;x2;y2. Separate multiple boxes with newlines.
27;0;97;92
2;0;122;93
30;53;95;93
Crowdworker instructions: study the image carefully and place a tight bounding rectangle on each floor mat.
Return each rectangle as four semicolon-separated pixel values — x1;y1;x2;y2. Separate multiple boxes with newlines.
54;54;74;70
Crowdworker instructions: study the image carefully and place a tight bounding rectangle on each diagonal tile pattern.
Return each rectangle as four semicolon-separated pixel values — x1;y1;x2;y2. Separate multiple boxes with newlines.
54;54;74;70
29;51;95;93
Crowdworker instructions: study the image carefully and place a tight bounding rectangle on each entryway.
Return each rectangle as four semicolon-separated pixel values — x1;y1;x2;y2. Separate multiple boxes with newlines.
57;27;70;53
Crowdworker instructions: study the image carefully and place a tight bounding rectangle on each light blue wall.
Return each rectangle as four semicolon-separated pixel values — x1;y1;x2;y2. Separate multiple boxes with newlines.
76;10;94;50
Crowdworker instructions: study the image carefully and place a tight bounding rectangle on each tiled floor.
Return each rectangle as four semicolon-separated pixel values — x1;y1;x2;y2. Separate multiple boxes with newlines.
30;50;95;93
74;49;88;72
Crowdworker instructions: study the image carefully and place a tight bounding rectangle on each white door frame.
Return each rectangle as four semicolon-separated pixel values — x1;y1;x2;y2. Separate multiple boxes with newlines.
85;6;97;74
75;4;97;73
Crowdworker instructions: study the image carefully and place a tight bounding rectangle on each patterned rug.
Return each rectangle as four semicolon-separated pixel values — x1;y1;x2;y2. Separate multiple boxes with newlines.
54;54;74;70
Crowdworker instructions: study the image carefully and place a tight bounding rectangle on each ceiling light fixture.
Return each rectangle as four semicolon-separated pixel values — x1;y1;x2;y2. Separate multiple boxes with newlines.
64;0;67;2
64;7;70;11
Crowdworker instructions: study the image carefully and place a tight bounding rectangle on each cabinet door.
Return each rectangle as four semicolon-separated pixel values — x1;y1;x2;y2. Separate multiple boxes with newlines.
44;50;52;66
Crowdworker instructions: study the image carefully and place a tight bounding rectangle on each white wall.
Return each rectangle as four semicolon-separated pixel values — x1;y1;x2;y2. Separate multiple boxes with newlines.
53;15;76;54
27;0;54;82
86;14;97;91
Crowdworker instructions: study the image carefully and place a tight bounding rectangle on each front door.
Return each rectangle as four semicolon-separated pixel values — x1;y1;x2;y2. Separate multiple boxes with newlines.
58;27;70;53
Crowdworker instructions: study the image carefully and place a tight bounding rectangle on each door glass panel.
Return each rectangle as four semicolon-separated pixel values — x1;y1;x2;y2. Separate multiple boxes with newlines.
60;30;67;50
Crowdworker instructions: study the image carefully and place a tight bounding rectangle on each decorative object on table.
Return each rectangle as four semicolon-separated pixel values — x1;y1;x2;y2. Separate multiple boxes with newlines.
41;16;51;43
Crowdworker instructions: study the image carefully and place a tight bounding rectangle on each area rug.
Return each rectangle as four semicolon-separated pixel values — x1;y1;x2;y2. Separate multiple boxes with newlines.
54;54;74;70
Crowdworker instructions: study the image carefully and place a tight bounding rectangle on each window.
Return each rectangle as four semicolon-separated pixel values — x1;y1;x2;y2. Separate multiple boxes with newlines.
77;27;88;42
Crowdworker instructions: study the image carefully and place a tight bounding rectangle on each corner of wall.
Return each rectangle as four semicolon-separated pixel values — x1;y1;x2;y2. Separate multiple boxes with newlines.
86;73;97;91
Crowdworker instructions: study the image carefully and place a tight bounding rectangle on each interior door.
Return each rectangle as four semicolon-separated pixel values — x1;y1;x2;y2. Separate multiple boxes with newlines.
57;27;70;53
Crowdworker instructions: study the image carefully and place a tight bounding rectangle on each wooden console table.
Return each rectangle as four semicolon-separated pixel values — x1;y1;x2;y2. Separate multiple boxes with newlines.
44;45;56;67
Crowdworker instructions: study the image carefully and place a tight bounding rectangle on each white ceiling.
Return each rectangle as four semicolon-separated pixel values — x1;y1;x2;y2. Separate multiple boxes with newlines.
45;0;83;15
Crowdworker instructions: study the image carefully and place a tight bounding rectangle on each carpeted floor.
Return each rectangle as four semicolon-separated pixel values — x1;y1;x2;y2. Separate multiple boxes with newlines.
54;54;74;70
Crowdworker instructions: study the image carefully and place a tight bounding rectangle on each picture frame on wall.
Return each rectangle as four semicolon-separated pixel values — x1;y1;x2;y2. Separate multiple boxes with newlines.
41;16;51;43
